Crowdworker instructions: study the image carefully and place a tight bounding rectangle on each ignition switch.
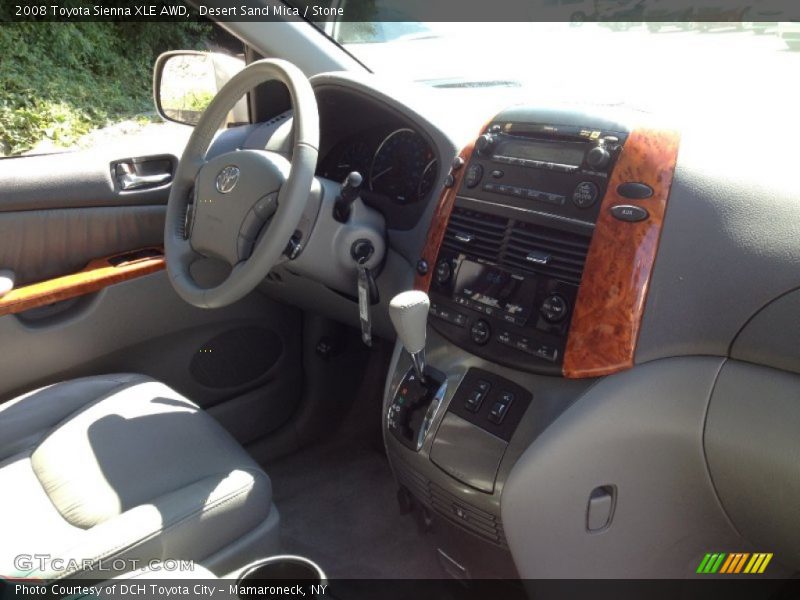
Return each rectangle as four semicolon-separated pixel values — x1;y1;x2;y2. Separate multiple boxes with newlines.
352;239;379;347
350;239;375;265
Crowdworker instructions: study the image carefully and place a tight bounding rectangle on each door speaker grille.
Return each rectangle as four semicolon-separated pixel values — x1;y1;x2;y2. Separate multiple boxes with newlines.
189;326;281;389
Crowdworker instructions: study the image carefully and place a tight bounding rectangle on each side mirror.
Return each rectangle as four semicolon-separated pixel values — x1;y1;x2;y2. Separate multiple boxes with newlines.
153;50;247;126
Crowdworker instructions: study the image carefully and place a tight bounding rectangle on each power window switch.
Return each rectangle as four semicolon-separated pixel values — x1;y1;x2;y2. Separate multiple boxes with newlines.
488;391;514;424
465;390;484;413
488;401;510;424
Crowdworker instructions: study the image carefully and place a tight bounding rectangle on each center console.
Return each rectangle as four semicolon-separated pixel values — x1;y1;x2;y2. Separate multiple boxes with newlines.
382;105;683;579
428;107;628;376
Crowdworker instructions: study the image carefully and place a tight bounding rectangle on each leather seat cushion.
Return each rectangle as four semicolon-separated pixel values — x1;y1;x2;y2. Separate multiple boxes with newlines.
0;374;273;580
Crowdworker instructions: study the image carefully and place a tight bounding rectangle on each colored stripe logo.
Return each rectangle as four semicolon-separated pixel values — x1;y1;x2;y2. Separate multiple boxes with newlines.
697;552;773;574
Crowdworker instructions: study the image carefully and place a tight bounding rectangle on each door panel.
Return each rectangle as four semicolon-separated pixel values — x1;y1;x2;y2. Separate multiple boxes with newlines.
0;126;190;285
0;128;304;444
0;121;191;206
0;206;164;286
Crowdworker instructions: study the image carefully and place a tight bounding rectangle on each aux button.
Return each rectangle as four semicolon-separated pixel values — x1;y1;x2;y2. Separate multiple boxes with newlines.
610;204;649;222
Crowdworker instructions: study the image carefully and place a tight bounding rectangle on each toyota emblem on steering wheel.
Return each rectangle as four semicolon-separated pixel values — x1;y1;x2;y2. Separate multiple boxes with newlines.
215;165;240;194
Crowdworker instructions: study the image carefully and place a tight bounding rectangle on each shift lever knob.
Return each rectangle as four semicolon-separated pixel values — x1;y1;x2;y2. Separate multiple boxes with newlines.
389;290;430;381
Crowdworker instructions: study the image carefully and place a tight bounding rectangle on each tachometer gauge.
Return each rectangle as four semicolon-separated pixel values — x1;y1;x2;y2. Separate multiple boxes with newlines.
418;159;438;201
323;140;372;182
370;129;434;204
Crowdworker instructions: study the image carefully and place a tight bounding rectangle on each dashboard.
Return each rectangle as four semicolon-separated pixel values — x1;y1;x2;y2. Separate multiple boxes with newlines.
314;85;440;230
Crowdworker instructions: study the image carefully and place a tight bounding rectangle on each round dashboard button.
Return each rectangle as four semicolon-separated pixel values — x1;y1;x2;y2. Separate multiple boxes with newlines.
541;294;569;323
470;319;491;345
434;260;452;285
572;181;599;208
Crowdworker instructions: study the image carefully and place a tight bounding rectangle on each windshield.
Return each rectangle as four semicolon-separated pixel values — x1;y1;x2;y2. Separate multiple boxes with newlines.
301;10;799;125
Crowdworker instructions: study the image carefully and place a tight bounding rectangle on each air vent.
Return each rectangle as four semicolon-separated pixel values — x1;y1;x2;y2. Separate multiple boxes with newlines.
393;459;508;548
441;207;593;285
442;207;508;262
428;483;507;546
504;221;591;284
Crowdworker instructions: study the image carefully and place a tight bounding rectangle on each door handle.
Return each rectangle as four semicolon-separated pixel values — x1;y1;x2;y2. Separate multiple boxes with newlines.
119;172;171;190
114;158;174;191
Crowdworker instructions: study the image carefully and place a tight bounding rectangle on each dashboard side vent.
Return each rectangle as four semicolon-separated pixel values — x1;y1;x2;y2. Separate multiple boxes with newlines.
393;458;507;548
442;207;508;263
503;221;592;284
428;482;507;547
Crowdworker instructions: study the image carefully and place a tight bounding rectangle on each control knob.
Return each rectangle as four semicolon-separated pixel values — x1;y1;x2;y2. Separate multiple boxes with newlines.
586;143;611;170
475;133;496;157
434;260;452;285
541;294;569;323
470;319;491;345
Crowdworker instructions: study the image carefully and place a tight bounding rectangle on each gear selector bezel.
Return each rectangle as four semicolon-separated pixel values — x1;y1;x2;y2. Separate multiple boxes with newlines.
387;366;447;451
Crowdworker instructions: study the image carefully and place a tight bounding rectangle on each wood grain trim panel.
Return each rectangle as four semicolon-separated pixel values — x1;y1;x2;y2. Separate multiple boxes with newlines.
563;127;681;379
414;140;478;292
0;248;165;317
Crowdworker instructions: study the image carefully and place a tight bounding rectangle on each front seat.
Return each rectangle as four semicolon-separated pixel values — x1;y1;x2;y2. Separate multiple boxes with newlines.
0;374;279;580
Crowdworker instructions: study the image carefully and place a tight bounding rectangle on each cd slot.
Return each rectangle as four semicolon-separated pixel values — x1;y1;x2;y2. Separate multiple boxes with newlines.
492;154;579;173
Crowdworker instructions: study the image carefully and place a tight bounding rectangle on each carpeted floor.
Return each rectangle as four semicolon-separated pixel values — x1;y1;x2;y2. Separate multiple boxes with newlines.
266;439;442;579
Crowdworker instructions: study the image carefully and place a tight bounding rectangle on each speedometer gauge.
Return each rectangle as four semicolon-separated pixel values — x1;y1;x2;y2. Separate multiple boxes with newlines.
369;129;434;204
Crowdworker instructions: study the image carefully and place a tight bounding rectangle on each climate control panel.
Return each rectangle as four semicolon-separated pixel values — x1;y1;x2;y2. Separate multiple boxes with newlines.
428;247;580;375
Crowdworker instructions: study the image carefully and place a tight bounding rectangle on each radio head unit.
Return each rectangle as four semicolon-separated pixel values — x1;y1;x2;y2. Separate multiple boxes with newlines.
463;107;630;224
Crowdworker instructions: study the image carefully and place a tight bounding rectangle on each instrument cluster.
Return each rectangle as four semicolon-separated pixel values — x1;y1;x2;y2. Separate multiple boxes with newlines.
319;127;438;205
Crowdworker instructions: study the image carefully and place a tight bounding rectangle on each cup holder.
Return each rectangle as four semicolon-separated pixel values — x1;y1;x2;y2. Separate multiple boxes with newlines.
236;556;327;599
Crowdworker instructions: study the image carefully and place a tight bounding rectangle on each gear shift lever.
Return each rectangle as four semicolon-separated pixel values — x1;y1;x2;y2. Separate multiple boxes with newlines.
389;290;430;383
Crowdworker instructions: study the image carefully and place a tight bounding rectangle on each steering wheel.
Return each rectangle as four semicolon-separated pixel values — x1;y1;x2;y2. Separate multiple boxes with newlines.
164;59;318;308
